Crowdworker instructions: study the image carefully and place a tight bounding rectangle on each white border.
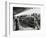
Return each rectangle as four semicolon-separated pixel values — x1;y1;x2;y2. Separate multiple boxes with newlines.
6;1;45;37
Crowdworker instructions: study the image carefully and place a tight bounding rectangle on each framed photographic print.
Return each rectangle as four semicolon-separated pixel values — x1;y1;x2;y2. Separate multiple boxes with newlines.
5;1;45;38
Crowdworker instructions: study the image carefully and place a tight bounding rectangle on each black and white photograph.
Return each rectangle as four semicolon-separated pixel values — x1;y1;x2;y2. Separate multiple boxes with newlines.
13;7;40;31
0;0;46;37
